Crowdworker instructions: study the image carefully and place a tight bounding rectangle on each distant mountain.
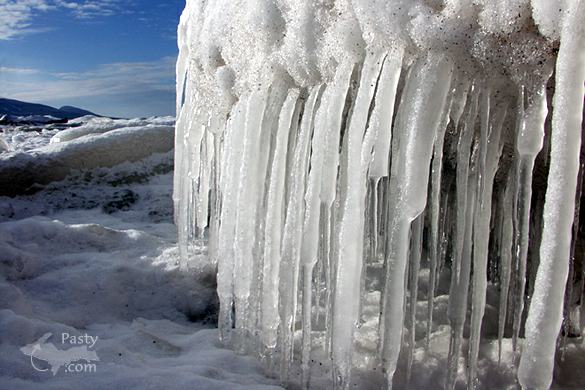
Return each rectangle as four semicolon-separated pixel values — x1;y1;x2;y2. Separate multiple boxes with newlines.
0;98;98;120
58;105;97;117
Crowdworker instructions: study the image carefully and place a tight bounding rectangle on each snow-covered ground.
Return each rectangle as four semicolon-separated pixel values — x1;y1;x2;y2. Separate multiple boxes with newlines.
0;119;282;390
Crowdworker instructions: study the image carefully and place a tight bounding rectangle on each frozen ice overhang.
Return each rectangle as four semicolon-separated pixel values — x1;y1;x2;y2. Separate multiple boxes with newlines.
174;1;585;389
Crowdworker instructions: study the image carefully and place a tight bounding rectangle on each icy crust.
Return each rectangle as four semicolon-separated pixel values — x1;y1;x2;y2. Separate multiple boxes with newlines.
50;116;175;144
178;0;559;129
0;125;174;197
176;1;585;390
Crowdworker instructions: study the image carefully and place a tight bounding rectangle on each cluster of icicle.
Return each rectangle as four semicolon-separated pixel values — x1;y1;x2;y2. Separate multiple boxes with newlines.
174;0;585;389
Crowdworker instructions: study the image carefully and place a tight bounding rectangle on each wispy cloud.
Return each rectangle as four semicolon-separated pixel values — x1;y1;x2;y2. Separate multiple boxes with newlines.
0;0;52;39
0;66;40;74
54;0;123;19
0;0;127;39
1;56;175;102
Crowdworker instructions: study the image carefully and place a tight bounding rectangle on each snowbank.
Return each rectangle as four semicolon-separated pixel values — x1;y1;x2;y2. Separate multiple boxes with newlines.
0;125;174;197
0;215;281;390
51;116;175;143
0;152;282;389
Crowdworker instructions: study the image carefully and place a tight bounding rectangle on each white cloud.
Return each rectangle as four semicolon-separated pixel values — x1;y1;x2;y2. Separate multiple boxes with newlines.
0;66;40;74
0;0;125;39
0;0;52;39
54;0;121;19
1;56;176;102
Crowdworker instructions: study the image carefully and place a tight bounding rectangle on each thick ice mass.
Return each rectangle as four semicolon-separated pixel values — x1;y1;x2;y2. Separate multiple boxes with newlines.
175;0;585;389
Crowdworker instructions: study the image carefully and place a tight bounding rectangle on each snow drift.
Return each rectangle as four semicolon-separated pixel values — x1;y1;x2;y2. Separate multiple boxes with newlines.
175;1;585;389
0;141;291;389
50;116;175;144
0;125;174;197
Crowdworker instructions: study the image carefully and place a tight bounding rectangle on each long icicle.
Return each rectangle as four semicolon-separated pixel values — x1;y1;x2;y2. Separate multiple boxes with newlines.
233;87;270;351
563;123;585;351
319;59;354;358
260;89;300;355
406;211;424;381
518;1;585;388
380;52;452;389
498;174;515;364
426;86;453;349
332;48;386;389
511;78;550;350
300;79;335;389
217;97;248;342
445;83;479;390
468;97;506;389
279;85;323;381
467;88;492;389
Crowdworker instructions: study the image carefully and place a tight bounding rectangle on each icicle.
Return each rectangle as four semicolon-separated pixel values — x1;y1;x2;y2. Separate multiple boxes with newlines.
178;2;585;388
452;82;476;285
511;78;550;350
332;48;386;389
406;212;424;381
196;130;213;234
207;132;222;265
467;88;491;389
446;144;479;390
436;175;453;293
260;89;300;352
173;4;190;225
217;97;249;342
175;76;207;263
468;93;505;389
195;116;227;241
302;59;354;360
249;81;290;350
174;102;189;254
498;176;514;364
371;180;380;261
321;59;355;208
563;128;585;352
233;87;270;351
364;47;404;303
518;1;585;388
368;46;404;180
300;78;336;388
445;84;480;390
279;85;323;380
379;52;452;389
426;87;453;349
358;180;375;326
450;77;470;130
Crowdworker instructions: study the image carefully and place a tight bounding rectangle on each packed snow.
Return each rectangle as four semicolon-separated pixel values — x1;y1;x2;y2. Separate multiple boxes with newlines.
0;117;175;197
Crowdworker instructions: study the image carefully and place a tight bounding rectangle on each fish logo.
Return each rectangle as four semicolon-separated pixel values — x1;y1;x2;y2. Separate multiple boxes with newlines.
20;333;100;376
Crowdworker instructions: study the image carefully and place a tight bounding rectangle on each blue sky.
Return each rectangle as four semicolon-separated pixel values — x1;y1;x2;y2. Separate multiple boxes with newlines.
0;0;184;117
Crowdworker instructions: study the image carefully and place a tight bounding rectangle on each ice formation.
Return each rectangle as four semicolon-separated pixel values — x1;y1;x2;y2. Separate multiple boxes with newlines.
175;0;585;389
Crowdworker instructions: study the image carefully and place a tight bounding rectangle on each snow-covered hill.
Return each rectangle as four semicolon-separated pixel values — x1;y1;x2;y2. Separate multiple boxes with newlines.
0;98;98;120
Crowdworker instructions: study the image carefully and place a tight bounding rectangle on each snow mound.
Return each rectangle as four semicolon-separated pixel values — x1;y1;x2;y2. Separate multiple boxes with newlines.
0;151;174;223
0;125;174;197
51;116;175;144
0;214;281;390
0;156;281;389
